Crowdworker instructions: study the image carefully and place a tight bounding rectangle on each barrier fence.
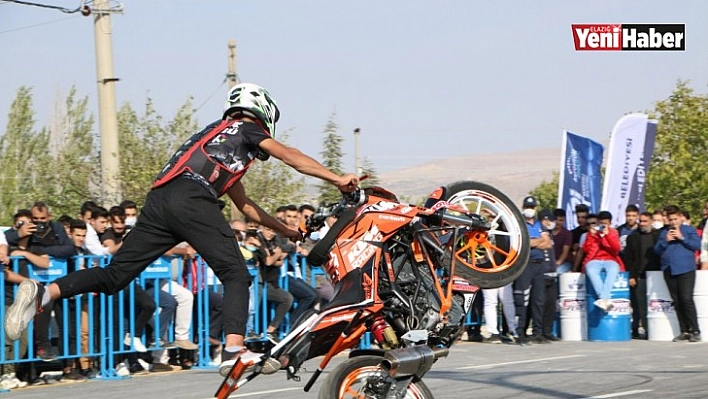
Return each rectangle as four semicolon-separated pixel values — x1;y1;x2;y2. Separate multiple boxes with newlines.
1;253;482;379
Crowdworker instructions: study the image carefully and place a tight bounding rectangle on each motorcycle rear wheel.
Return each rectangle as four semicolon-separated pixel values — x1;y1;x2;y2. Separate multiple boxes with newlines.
318;355;434;399
442;180;530;289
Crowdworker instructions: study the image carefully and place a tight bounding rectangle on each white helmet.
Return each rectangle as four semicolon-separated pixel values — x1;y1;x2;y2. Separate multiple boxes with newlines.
222;83;280;138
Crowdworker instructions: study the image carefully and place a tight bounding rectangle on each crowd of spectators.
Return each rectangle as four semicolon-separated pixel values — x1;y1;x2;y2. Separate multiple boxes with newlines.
466;198;708;346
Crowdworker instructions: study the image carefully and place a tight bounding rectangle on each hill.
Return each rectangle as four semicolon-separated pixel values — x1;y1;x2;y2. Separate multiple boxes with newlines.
378;146;561;204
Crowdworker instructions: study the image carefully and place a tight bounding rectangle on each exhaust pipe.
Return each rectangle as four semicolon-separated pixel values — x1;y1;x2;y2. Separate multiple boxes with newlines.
379;346;449;378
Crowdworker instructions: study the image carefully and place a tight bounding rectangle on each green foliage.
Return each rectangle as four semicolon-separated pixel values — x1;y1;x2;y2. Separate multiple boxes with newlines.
317;113;345;205
117;97;198;206
0;86;50;222
527;171;560;212
360;156;380;187
645;81;708;219
240;130;308;214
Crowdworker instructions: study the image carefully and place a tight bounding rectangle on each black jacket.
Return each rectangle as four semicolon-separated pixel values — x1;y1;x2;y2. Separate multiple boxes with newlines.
624;229;661;280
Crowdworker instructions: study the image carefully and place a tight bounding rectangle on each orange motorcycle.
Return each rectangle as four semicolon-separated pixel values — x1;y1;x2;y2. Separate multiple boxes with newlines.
216;180;529;399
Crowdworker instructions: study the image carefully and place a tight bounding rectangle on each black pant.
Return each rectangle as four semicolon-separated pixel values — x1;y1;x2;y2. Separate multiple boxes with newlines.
54;177;252;335
542;277;558;336
513;261;545;337
630;276;647;335
664;269;699;334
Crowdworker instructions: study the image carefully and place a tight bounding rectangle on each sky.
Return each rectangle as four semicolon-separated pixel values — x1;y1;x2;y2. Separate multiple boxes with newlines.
1;1;707;174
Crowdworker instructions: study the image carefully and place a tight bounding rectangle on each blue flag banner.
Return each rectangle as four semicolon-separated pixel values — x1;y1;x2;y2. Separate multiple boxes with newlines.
558;131;605;231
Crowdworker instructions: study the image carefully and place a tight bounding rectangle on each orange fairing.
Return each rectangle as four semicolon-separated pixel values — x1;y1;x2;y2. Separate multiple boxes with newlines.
427;187;444;201
323;198;417;286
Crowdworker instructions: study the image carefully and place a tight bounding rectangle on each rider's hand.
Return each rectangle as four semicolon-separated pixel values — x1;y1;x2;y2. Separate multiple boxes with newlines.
281;226;303;243
334;174;359;193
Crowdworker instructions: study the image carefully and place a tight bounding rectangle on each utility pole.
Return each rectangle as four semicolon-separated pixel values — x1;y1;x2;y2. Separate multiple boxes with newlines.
227;40;240;220
93;0;122;205
354;128;361;175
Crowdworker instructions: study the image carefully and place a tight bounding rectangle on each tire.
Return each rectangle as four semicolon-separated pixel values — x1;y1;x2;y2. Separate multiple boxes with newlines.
318;355;434;399
441;180;530;289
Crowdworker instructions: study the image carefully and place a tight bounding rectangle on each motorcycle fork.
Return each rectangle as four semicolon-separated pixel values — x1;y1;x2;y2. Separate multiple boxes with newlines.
304;309;368;392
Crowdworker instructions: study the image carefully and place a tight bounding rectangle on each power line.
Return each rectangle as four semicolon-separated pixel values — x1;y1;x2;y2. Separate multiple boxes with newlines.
0;15;77;35
193;78;228;114
3;0;87;13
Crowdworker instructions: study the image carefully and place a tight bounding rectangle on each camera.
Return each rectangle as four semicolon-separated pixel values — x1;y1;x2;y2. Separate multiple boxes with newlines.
34;221;49;236
594;225;605;232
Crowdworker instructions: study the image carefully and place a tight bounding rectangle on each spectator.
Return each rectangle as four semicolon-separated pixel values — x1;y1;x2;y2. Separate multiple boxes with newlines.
481;284;516;343
624;211;661;339
119;200;139;230
617;204;640;261
252;228;294;343
538;209;560;341
65;219;99;378
654;205;702;342
78;201;98;223
570;204;590;261
582;211;624;312
513;196;551;345
551;208;572;274
6;203;74;363
574;213;598;272
83;206;114;256
102;206;128;254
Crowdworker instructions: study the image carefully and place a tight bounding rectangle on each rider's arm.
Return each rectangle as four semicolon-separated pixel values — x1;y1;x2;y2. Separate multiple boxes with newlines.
259;139;341;184
227;181;294;238
259;138;358;192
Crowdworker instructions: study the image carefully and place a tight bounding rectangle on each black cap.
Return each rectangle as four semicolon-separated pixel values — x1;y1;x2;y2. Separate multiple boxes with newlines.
538;208;555;221
522;196;538;208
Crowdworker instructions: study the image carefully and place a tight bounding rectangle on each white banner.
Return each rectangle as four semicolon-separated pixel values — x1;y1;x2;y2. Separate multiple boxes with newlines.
600;113;650;226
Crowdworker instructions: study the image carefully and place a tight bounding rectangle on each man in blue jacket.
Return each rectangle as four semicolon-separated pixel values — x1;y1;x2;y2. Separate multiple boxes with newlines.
654;205;702;342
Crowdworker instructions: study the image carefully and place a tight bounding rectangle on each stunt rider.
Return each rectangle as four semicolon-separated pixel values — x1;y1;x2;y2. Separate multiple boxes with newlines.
4;83;359;376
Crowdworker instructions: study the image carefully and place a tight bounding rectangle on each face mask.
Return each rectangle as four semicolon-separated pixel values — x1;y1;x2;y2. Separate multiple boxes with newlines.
522;209;536;219
245;245;258;252
125;217;137;227
546;222;556;230
651;221;664;230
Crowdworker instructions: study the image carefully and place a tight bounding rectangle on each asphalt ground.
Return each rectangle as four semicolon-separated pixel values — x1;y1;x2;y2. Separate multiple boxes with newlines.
4;339;707;399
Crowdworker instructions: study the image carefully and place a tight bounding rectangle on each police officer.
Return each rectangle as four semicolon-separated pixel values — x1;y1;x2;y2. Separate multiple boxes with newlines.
513;196;552;345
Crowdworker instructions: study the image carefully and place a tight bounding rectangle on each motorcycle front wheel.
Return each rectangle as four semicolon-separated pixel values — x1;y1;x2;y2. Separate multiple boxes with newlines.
442;180;530;289
318;355;434;399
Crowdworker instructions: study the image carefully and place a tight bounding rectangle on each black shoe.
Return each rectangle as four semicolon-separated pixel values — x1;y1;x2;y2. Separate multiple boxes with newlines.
80;368;98;379
544;334;560;342
531;335;551;344
689;332;702;342
61;369;87;382
36;344;58;361
467;333;485;342
516;335;532;346
673;332;691;342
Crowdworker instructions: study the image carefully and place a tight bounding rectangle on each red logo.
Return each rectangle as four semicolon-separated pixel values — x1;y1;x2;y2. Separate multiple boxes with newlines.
572;24;685;51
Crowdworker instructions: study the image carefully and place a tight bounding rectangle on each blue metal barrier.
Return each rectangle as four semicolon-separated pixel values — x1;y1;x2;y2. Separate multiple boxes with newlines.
3;252;451;379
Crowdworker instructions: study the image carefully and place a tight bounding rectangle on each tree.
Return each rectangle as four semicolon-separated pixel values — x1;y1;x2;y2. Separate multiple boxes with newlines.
645;81;708;219
0;86;46;223
527;171;560;212
317;113;345;205
117;97;198;206
43;87;98;217
360;156;380;186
